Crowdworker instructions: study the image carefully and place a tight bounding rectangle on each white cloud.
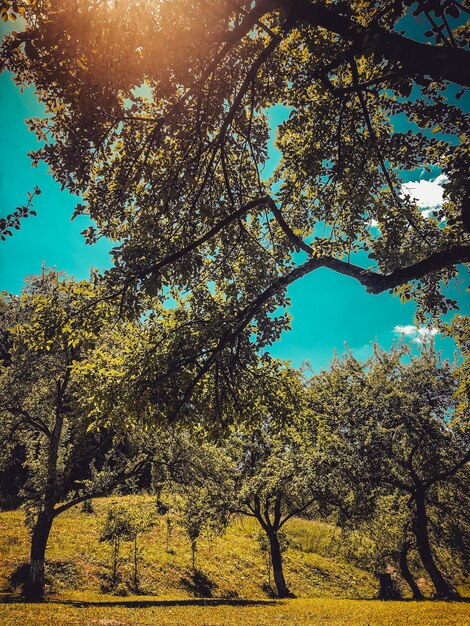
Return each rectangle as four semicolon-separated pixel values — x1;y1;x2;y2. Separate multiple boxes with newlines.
393;325;439;344
370;174;447;229
401;174;447;211
394;324;418;336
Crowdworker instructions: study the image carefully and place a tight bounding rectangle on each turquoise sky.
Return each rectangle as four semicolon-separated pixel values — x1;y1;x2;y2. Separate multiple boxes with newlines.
0;27;467;371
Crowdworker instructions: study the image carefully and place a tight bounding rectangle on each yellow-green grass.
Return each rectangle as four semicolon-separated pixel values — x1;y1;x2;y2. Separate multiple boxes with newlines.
1;496;469;625
0;495;376;600
1;596;469;626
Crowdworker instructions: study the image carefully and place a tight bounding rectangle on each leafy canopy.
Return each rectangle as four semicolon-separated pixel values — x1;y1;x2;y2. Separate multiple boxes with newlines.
1;0;469;416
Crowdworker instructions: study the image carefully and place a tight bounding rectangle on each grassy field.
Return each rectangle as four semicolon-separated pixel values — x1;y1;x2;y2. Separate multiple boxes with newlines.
1;495;469;625
1;596;470;626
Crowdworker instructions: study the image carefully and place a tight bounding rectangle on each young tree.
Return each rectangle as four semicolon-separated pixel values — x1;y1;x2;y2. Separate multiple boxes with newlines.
100;505;135;590
128;506;155;593
179;485;229;573
1;1;469;419
99;503;153;592
0;270;149;600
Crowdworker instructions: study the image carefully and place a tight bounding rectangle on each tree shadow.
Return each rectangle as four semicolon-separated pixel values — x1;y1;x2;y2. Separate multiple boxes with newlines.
0;593;277;608
179;570;216;598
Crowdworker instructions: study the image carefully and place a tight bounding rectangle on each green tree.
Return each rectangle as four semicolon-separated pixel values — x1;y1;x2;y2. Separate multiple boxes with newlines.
166;419;327;599
179;485;229;573
345;493;424;599
308;344;469;599
99;503;153;592
100;504;135;590
1;1;469;420
0;269;149;600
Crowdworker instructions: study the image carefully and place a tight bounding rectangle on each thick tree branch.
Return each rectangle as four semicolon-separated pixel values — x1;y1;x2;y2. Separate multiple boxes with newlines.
167;243;469;419
291;0;470;86
424;450;470;489
53;457;150;516
245;243;470;310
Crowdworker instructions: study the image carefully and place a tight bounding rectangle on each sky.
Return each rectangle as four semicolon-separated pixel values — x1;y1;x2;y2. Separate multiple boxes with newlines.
0;21;468;372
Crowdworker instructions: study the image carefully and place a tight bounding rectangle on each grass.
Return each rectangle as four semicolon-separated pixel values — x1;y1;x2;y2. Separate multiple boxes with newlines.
1;596;469;626
1;495;469;625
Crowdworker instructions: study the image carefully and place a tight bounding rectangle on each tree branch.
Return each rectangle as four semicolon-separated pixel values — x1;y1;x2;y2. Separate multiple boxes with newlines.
135;195;272;281
53;457;150;516
424;450;470;489
291;0;470;86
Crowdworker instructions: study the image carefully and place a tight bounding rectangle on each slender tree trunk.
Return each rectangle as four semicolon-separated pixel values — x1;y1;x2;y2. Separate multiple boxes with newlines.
24;511;54;601
413;491;459;599
191;538;196;572
399;542;424;600
112;537;120;587
267;529;290;598
133;534;139;592
166;518;172;553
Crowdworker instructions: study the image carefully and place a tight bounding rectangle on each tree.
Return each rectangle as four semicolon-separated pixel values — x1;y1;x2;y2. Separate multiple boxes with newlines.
100;504;135;590
308;343;469;599
226;426;317;598
167;414;336;599
346;493;424;599
1;1;469;420
99;503;154;592
179;484;229;573
0;269;149;600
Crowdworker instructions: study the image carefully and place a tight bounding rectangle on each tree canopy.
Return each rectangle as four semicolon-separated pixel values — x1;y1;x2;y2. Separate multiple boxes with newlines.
1;0;469;415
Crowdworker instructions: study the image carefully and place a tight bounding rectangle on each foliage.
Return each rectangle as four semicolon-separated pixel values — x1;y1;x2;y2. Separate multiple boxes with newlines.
1;1;469;423
445;314;470;423
0;268;150;598
73;298;305;431
307;342;469;598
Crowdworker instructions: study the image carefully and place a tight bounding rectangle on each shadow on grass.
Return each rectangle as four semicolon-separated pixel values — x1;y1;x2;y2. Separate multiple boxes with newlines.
0;594;278;608
1;592;467;607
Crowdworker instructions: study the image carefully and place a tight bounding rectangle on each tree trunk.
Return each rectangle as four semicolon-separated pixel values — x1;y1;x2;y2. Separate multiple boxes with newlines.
191;538;197;572
24;511;54;601
133;534;139;593
267;529;290;599
112;537;120;587
413;491;459;599
399;542;424;600
377;573;402;600
24;377;68;601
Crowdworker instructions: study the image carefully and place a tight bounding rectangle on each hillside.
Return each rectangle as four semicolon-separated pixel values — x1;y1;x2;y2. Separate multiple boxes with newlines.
1;495;377;600
1;495;469;626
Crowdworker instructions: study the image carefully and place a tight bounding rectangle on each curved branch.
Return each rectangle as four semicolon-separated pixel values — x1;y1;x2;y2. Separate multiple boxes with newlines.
135;195;273;280
292;0;470;86
245;245;470;309
166;243;469;419
424;450;470;489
